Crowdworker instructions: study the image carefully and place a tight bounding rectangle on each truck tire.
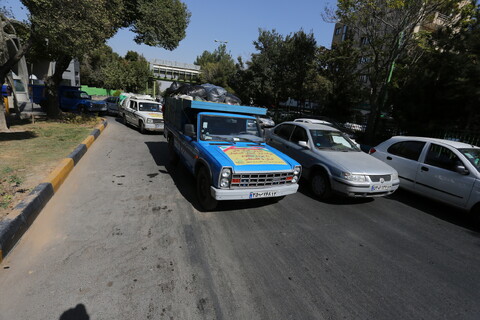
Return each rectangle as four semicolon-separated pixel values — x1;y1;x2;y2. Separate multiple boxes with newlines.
79;105;87;114
168;136;179;165
196;167;218;211
123;114;127;125
139;121;145;134
310;170;332;200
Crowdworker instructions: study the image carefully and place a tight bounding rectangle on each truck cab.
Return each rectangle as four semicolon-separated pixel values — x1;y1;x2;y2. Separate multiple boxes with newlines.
164;97;301;210
60;89;107;113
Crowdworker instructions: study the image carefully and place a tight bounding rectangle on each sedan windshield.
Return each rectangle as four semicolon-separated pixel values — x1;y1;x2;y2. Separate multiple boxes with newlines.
458;148;480;173
200;115;262;142
310;130;360;151
139;103;161;112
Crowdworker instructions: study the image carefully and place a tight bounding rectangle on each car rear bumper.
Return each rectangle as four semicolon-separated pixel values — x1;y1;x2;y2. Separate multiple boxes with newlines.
332;178;400;197
211;183;299;200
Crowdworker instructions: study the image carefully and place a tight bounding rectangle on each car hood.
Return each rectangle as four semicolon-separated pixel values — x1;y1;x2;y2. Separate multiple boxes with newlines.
137;111;163;119
203;143;298;172
313;149;396;174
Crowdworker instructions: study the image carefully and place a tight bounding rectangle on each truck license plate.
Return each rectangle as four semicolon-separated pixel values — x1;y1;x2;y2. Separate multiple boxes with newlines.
155;124;162;129
371;185;391;191
249;191;277;199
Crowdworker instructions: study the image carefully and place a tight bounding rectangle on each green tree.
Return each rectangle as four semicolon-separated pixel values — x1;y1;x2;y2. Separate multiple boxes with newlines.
390;4;480;134
318;42;364;122
80;44;119;88
330;0;467;143
194;44;236;90
1;0;190;118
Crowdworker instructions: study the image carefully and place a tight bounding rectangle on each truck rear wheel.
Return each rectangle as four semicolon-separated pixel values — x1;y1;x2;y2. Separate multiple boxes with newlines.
196;167;217;211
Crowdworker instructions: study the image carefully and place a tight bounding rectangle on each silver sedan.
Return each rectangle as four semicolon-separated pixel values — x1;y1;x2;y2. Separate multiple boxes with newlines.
265;122;400;199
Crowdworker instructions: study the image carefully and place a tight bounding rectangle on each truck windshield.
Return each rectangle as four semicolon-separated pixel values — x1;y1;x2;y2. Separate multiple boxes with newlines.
458;148;480;173
79;92;90;99
200;115;263;142
139;103;161;112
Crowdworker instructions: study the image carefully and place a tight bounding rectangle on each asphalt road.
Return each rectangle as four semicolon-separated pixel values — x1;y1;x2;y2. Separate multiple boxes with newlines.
1;116;480;320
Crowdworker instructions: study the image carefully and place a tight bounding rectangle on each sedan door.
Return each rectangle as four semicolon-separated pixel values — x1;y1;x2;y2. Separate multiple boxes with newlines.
267;124;295;154
379;140;426;190
414;143;475;208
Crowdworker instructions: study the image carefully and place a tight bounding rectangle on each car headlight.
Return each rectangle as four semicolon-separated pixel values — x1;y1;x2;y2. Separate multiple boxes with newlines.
146;118;153;124
219;168;232;188
391;172;398;180
342;172;367;182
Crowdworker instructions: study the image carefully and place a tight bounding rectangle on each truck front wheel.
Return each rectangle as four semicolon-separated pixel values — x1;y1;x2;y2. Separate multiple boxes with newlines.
196;167;218;211
139;121;145;134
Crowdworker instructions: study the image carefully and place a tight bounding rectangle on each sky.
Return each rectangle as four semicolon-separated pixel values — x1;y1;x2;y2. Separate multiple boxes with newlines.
3;0;338;65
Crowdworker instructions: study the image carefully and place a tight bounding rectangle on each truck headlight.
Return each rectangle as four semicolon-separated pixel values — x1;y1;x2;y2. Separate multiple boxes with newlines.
146;118;153;124
342;172;367;182
219;168;232;188
293;166;301;176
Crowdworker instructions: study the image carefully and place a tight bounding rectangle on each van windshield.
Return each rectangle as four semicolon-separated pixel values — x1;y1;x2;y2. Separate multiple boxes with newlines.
139;103;161;112
199;115;262;143
459;148;480;173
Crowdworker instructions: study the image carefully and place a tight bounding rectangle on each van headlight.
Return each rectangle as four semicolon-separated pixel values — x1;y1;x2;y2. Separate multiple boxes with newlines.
146;118;154;124
219;168;232;188
342;172;367;182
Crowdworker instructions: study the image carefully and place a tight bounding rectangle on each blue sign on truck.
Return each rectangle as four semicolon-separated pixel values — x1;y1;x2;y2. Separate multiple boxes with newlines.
163;97;301;210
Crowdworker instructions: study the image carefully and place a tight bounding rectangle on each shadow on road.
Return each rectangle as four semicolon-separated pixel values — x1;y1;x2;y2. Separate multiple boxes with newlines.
59;303;90;320
386;189;480;234
144;140;295;212
297;180;375;206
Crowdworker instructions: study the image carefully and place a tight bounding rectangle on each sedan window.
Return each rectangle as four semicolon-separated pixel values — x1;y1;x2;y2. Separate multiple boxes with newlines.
274;124;295;140
425;144;463;171
387;141;425;161
458;148;480;173
290;126;308;143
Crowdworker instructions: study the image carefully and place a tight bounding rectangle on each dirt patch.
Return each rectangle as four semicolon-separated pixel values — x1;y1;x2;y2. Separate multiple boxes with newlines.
0;116;100;220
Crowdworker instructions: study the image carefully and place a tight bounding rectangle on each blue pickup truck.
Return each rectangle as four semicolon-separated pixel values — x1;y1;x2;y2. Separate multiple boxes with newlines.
163;97;301;210
30;85;106;113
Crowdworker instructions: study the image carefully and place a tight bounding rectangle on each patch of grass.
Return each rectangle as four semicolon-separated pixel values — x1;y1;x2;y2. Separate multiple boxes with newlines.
0;116;101;219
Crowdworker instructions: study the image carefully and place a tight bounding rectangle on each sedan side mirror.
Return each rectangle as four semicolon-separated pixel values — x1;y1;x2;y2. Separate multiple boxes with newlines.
298;141;309;148
184;124;195;137
454;165;469;175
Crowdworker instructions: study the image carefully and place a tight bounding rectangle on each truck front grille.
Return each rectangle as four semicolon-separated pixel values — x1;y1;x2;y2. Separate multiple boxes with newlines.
231;171;294;188
152;119;164;124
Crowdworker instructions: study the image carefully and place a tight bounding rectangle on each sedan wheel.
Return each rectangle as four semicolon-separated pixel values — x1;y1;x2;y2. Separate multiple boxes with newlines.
311;171;332;200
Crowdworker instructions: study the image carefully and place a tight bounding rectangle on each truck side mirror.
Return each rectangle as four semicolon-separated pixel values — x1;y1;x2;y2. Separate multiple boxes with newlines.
184;124;195;137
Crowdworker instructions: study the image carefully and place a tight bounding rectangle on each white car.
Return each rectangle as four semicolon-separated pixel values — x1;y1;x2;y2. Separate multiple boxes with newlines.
370;136;480;220
120;95;164;133
294;118;333;126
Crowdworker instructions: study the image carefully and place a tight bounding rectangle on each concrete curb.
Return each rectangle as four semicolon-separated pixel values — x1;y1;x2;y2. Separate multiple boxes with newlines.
0;119;108;263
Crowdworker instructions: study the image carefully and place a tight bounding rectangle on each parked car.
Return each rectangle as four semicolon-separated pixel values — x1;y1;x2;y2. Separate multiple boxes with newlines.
104;96;120;115
258;116;275;128
294;118;332;126
265;121;400;199
369;136;480;219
